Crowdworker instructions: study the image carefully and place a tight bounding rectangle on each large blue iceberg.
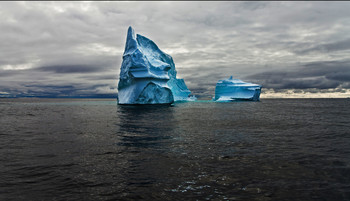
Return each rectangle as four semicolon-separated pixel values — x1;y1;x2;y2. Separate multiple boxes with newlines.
117;26;194;104
213;76;262;102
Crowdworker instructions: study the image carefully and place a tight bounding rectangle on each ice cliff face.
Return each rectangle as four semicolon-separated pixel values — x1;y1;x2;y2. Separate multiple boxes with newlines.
117;26;193;104
213;76;261;101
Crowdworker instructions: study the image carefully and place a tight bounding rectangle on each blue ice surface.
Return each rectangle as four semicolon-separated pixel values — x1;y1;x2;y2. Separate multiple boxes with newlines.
213;76;262;102
117;26;195;105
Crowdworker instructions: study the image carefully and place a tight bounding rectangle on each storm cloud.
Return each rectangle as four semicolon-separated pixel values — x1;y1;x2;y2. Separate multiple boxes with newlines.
294;39;350;55
1;2;350;98
246;60;350;90
37;65;106;74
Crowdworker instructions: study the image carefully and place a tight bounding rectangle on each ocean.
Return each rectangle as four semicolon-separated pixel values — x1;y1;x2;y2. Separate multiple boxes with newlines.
0;98;349;200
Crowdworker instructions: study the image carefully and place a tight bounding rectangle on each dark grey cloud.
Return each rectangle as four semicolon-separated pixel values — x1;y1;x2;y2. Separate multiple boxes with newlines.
1;2;350;98
0;70;19;77
246;60;350;90
240;2;267;11
36;65;106;74
2;83;117;98
326;72;350;82
295;39;350;55
79;74;118;81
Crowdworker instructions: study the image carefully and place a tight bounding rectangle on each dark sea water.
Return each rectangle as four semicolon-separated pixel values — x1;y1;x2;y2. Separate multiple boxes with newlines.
0;98;349;201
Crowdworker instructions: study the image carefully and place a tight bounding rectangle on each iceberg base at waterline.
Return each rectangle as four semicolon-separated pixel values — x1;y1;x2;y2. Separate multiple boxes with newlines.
117;80;174;105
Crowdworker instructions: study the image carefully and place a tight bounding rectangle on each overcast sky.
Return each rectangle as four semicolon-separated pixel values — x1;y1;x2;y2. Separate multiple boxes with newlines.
1;1;350;98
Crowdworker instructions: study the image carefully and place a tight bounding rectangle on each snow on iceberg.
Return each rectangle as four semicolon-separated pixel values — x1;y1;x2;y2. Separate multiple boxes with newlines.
213;76;262;102
117;26;193;104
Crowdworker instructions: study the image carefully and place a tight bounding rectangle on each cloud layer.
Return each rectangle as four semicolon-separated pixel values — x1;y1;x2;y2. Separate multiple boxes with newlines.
1;2;350;98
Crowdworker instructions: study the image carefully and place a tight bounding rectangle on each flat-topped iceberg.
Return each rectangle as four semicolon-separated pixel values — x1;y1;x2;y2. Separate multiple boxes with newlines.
213;76;261;102
117;26;194;104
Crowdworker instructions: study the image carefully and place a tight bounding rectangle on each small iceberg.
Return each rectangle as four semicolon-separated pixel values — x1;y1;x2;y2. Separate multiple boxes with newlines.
213;76;262;102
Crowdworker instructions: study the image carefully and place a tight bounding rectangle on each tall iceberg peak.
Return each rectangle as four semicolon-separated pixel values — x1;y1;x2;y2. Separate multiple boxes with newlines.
117;26;193;104
123;26;138;55
213;75;262;102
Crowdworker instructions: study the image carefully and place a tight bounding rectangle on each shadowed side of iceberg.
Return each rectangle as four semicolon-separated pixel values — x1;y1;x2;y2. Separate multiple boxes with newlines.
135;82;174;104
136;31;194;101
167;78;193;101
